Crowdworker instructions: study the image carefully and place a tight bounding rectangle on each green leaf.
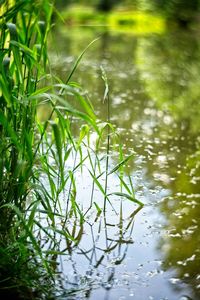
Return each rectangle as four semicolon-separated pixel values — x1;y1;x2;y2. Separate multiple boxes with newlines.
88;169;107;197
108;153;134;175
0;111;21;150
51;122;64;186
64;37;100;86
94;201;102;215
31;86;53;97
107;192;143;206
0;75;11;106
10;40;35;57
0;204;53;276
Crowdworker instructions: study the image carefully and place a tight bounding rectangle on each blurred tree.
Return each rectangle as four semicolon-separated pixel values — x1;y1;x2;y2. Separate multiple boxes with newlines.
54;0;138;11
97;0;120;11
55;0;98;9
138;0;200;27
54;0;72;9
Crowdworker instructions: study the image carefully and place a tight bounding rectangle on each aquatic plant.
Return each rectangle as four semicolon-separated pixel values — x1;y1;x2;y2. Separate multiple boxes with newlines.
0;0;142;298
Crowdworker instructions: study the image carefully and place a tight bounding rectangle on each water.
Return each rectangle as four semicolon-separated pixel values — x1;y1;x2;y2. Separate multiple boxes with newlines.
49;26;200;300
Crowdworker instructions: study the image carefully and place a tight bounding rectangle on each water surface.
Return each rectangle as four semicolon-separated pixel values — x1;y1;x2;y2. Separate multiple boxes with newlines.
49;26;200;300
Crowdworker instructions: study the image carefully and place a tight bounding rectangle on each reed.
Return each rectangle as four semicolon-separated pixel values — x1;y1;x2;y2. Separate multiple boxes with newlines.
0;1;142;298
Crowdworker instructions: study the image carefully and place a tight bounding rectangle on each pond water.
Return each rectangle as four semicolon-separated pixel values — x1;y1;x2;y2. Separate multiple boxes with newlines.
49;26;200;300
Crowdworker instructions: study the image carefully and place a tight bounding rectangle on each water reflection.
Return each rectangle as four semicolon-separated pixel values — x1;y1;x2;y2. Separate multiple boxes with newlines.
136;30;200;299
157;148;200;299
57;204;142;299
49;26;200;299
137;30;200;135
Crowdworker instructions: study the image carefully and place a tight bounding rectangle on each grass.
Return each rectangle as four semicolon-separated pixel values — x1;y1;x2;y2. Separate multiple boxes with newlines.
0;0;143;298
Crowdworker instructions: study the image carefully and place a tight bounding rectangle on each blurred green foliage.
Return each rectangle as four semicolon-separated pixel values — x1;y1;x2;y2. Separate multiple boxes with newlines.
55;0;136;10
138;0;200;26
56;0;200;27
137;31;200;135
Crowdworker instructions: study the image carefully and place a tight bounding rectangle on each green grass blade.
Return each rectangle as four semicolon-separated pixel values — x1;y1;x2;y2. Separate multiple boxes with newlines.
107;192;143;206
64;37;100;86
0;111;21;150
0;204;53;277
51;122;64;186
108;153;134;175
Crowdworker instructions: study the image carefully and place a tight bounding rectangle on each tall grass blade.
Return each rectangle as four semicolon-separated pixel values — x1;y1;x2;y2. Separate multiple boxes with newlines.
108;153;134;175
107;192;143;206
64;37;100;87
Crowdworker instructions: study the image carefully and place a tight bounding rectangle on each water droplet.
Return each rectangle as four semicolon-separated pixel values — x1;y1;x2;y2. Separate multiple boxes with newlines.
169;277;181;284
